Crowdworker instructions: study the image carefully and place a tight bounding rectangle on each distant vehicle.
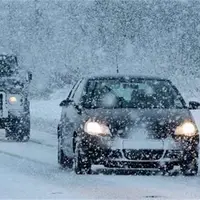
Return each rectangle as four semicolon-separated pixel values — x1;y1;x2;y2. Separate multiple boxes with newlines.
57;75;200;175
0;54;32;142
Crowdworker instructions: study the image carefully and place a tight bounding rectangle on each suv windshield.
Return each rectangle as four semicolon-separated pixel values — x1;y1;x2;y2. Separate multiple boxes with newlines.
81;78;186;109
0;55;18;77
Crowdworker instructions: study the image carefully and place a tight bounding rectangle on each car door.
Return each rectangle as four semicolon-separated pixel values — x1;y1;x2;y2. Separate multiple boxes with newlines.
60;79;82;129
58;81;78;131
61;79;84;156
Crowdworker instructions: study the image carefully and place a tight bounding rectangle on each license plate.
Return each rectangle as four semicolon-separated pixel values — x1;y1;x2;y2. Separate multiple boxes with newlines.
122;140;164;149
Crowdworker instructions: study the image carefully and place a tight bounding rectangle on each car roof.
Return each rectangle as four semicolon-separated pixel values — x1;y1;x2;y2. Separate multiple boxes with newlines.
84;74;171;82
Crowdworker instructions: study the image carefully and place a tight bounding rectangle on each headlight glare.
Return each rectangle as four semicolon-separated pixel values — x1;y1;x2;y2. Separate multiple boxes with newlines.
84;121;111;136
175;122;197;136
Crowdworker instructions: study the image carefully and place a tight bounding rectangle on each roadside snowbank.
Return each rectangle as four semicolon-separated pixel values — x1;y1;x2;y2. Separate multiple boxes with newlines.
30;85;72;133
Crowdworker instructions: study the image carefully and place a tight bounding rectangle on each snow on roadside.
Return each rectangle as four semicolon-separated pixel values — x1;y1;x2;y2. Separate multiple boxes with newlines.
31;85;71;122
31;98;62;122
30;85;72;133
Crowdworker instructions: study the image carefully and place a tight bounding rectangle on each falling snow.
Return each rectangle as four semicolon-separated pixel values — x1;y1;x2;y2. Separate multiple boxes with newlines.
1;0;200;199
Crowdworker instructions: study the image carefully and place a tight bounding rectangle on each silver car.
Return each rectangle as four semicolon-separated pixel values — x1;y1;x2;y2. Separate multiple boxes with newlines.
57;75;200;175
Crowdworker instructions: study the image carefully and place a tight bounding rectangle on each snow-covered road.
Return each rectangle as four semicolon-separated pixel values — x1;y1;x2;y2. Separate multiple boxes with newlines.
1;96;200;199
1;131;200;199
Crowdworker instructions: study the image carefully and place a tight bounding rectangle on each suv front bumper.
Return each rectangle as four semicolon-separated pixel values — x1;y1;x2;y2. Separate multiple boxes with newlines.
0;113;28;129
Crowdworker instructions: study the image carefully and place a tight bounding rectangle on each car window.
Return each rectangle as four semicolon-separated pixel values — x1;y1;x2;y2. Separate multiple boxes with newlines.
73;79;86;104
81;78;186;109
67;80;81;100
71;79;83;99
0;55;18;77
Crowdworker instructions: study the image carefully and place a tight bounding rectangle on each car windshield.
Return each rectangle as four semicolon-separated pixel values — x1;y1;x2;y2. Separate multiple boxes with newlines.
0;56;18;77
81;78;186;109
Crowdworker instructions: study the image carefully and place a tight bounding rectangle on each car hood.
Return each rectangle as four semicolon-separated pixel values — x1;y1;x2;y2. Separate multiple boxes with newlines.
82;108;194;139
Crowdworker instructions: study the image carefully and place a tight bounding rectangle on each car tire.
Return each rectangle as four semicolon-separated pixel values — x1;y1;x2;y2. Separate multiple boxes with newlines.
73;143;91;175
181;158;198;176
58;136;73;169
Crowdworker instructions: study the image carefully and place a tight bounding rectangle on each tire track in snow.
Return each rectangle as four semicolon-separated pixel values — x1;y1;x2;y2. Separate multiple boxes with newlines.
0;138;57;169
29;138;55;148
0;150;171;200
0;149;56;167
0;138;55;148
0;137;174;200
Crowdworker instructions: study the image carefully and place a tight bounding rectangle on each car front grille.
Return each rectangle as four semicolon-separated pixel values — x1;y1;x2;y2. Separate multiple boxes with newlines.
123;149;164;160
164;150;183;160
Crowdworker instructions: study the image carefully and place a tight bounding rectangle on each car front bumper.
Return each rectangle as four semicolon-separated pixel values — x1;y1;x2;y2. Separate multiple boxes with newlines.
92;148;186;170
0;112;28;129
78;133;199;170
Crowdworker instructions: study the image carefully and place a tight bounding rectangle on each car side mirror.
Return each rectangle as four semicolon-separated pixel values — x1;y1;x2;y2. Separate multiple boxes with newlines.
26;71;32;82
59;99;73;107
189;101;200;110
74;104;83;114
59;99;82;114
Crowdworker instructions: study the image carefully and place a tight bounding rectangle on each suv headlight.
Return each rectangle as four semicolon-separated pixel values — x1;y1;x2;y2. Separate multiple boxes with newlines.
175;121;198;137
84;121;111;136
8;96;18;104
8;94;23;107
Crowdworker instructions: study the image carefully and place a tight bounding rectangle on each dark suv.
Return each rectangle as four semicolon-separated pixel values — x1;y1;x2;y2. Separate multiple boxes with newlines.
0;54;32;142
57;75;200;175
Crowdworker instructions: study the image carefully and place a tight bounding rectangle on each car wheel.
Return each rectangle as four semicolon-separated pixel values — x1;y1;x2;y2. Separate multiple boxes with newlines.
181;158;198;176
58;136;73;169
73;143;91;175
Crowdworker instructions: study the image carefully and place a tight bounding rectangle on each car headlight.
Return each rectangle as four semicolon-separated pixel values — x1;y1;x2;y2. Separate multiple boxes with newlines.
8;96;18;104
175;121;198;136
84;121;111;136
